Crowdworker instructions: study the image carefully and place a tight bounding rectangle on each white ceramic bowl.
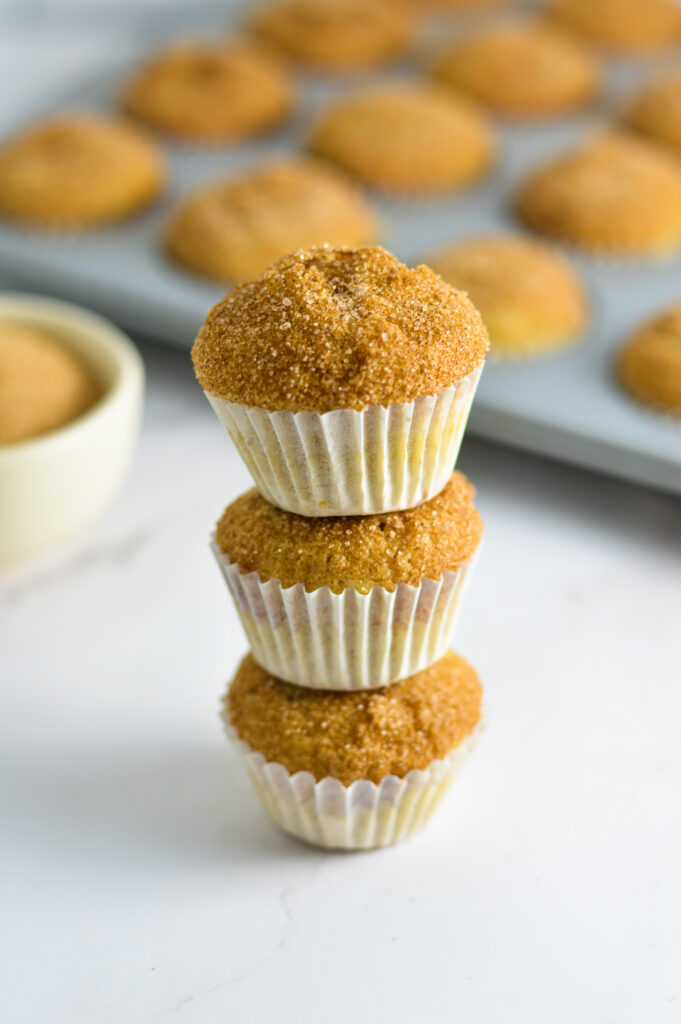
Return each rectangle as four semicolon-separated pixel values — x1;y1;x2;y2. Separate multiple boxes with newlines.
0;294;144;573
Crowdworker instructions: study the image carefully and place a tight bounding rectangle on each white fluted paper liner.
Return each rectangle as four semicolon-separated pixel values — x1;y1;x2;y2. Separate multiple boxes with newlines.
212;543;478;690
224;721;482;850
204;365;483;516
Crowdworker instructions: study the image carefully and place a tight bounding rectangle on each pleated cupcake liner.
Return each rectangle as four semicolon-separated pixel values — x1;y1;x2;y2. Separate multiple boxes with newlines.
212;543;479;689
205;364;483;517
224;720;482;850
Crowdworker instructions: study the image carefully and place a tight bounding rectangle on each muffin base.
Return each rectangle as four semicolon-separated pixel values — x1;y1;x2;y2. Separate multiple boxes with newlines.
205;366;483;517
225;722;481;850
212;544;479;689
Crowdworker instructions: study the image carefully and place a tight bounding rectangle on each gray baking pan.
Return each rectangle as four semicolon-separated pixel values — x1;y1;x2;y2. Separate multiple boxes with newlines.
0;7;679;495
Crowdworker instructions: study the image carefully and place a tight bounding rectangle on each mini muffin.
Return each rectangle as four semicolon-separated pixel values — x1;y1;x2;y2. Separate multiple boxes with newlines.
192;245;488;516
249;0;413;71
516;132;681;257
0;323;100;444
165;157;377;283
308;84;495;196
428;234;588;358
0;113;164;229
433;21;601;119
213;471;483;689
616;302;681;417
625;71;681;157
225;650;483;848
407;0;514;8
121;39;294;143
546;0;681;53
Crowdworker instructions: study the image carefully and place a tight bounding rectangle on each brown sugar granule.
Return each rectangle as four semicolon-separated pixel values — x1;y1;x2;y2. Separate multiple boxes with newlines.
0;323;101;444
0;113;165;229
516;132;681;256
249;0;414;72
164;157;377;283
192;245;488;412
616;302;681;417
216;470;482;593
547;0;681;53
227;650;483;785
121;39;294;143
433;21;601;119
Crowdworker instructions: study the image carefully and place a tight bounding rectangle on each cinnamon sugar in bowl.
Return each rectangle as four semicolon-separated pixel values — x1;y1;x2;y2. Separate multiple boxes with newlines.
0;294;143;572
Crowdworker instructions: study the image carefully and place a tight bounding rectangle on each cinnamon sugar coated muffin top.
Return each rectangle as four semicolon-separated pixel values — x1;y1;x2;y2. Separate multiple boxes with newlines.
433;21;601;118
0;323;100;444
626;71;681;155
227;650;483;785
216;471;482;593
192;246;488;412
406;0;515;7
616;302;681;417
249;0;414;71
516;132;681;255
309;84;495;196
121;39;294;143
165;158;377;283
547;0;681;52
0;113;165;228
427;233;588;357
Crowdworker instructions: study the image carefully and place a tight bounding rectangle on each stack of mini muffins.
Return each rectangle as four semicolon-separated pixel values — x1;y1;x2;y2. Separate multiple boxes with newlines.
192;245;489;850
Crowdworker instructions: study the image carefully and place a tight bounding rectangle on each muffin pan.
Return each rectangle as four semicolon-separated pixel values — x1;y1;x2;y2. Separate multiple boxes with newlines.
0;9;680;495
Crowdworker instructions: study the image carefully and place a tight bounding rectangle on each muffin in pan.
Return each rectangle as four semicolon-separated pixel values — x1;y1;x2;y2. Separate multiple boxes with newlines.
625;71;681;157
433;21;601;120
121;38;294;144
405;0;515;8
427;234;588;359
616;302;681;418
249;0;414;72
546;0;681;54
213;472;483;690
224;650;483;849
192;245;488;516
516;132;681;257
0;113;165;230
164;157;378;283
308;84;496;196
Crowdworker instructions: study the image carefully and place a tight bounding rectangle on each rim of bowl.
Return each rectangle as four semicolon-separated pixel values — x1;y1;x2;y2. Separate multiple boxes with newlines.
0;292;145;458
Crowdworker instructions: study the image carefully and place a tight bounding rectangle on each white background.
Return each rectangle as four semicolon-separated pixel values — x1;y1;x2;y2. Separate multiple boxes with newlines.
1;6;681;1023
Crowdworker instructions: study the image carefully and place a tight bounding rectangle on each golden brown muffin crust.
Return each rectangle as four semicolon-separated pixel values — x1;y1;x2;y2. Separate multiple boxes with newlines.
616;303;681;416
427;233;588;356
192;245;488;411
516;132;681;255
433;21;601;118
121;39;294;142
216;470;482;593
0;324;101;444
227;650;483;785
165;158;377;283
309;84;495;196
0;113;165;228
626;71;681;156
547;0;681;52
406;0;514;7
249;0;413;71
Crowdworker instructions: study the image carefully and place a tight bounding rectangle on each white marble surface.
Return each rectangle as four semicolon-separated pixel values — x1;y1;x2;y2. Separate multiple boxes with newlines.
2;337;681;1024
1;14;681;1023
